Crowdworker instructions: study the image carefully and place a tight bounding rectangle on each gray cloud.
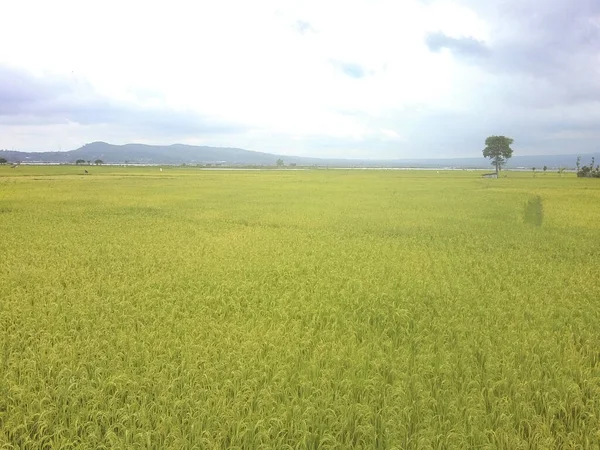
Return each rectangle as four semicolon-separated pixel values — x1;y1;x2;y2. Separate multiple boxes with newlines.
425;0;600;106
412;0;600;157
425;32;490;58
0;65;244;137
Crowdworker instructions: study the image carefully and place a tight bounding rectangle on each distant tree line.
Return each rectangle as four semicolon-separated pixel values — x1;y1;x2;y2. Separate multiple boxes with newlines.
532;165;567;177
75;159;103;165
576;156;600;178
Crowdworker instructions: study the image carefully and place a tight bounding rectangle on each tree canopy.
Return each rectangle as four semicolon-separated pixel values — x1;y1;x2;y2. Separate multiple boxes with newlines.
483;136;514;175
577;157;600;178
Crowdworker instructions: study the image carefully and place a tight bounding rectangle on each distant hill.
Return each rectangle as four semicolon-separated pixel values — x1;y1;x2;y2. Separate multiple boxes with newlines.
0;142;283;165
1;141;597;169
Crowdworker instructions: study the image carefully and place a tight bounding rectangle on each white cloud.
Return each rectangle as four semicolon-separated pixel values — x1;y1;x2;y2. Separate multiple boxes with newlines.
0;0;598;157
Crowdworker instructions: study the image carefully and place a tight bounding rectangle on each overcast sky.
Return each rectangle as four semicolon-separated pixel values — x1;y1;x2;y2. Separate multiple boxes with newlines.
1;0;598;158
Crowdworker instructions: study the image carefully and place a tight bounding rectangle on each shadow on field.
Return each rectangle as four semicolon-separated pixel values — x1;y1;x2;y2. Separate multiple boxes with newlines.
523;196;544;227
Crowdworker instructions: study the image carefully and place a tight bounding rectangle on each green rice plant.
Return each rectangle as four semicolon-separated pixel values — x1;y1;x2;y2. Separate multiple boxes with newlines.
0;166;599;448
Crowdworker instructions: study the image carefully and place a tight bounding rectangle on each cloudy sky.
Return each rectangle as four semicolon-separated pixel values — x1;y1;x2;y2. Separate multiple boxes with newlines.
1;0;598;158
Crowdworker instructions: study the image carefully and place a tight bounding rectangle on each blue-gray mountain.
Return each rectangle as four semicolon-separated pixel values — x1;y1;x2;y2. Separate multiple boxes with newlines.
0;142;597;168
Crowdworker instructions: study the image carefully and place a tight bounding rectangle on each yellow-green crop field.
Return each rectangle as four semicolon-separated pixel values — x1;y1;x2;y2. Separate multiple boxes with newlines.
1;166;600;449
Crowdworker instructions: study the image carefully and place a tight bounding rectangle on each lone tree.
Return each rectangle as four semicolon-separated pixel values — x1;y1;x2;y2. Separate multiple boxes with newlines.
276;158;284;168
483;136;514;176
0;157;7;165
75;159;85;165
543;165;548;175
94;159;103;165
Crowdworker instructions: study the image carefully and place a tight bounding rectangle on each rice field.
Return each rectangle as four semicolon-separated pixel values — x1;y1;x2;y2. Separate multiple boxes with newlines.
1;166;599;449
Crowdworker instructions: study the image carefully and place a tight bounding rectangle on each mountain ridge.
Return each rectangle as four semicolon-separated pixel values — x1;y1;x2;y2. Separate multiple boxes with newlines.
1;141;597;169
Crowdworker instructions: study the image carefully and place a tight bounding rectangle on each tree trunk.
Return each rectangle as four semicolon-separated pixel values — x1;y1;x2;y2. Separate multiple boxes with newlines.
495;161;499;176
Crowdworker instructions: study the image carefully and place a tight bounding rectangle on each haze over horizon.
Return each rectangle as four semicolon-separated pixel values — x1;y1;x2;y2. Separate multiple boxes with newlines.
1;0;598;159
